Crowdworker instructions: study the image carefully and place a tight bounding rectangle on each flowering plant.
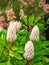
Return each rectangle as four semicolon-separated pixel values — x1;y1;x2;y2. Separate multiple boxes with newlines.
0;0;49;65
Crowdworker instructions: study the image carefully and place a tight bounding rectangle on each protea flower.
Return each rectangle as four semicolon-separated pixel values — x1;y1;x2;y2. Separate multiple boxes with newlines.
0;16;8;29
6;22;17;43
43;4;49;13
7;20;21;41
30;26;39;42
20;0;28;8
39;0;45;8
0;16;5;22
6;9;16;21
23;41;34;61
29;0;34;6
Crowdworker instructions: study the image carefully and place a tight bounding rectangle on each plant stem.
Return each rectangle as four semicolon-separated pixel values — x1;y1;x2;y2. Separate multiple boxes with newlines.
10;42;13;51
28;24;33;32
26;61;30;65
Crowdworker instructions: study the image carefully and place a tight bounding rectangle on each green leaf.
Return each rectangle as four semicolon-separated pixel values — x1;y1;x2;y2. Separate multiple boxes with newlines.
35;16;41;23
37;41;49;50
36;23;44;32
40;35;46;41
17;60;26;65
22;16;28;25
14;52;23;60
1;34;7;46
28;15;34;24
0;32;2;36
17;47;24;53
22;24;27;29
9;50;14;57
33;41;37;46
34;62;43;65
0;62;7;65
21;36;26;45
19;29;27;36
9;50;23;60
35;48;49;56
12;46;18;51
33;56;43;62
7;60;12;65
42;57;49;63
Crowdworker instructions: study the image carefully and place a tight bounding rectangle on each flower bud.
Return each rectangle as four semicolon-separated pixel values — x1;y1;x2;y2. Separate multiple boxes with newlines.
30;26;39;41
6;22;17;42
16;21;21;32
23;41;34;61
7;21;21;42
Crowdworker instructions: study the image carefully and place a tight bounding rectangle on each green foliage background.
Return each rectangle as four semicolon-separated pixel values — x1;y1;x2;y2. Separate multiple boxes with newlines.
0;0;49;65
